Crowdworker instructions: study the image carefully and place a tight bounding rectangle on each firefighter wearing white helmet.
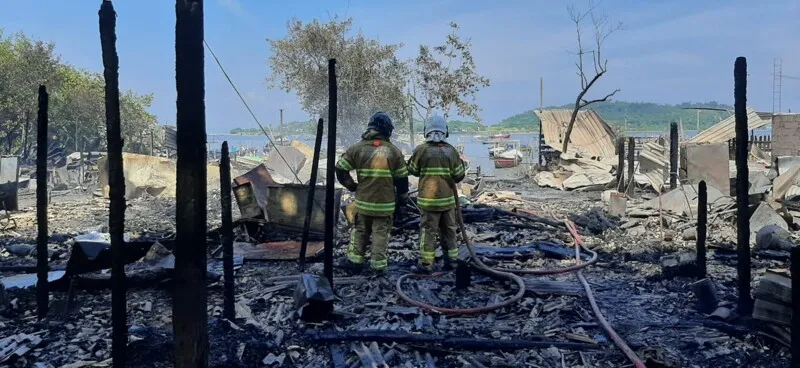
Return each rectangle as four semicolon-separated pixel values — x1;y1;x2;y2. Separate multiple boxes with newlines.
407;115;466;273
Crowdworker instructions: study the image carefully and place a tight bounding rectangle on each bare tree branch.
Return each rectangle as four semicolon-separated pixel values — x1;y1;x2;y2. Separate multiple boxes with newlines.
580;89;620;107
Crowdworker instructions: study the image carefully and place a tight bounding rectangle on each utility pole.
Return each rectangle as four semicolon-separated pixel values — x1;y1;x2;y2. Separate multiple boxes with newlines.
279;108;284;144
408;94;414;147
696;110;700;133
538;77;543;166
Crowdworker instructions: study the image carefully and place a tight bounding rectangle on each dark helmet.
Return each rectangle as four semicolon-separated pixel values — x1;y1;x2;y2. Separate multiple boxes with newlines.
368;112;394;137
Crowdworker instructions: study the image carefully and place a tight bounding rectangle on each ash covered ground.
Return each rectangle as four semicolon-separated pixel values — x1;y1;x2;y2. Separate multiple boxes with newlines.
0;179;793;368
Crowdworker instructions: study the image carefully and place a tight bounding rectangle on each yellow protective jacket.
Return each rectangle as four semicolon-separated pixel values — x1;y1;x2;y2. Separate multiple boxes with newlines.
407;142;466;211
335;130;409;216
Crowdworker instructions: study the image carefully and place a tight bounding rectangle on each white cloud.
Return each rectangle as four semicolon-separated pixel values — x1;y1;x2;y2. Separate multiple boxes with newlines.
216;0;245;16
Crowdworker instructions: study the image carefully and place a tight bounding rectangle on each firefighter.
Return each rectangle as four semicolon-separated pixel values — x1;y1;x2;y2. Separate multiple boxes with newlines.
335;112;409;274
407;115;466;273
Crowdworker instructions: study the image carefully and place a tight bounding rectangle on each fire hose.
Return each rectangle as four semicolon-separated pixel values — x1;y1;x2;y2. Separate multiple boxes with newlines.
395;185;526;315
395;185;645;367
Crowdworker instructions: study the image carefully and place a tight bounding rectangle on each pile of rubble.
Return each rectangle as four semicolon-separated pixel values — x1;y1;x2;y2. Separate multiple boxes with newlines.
1;131;798;367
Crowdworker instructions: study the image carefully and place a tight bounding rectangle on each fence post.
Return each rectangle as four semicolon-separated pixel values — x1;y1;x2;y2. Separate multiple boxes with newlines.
99;2;128;365
36;86;49;321
174;0;209;366
734;56;752;314
220;141;234;321
324;59;337;290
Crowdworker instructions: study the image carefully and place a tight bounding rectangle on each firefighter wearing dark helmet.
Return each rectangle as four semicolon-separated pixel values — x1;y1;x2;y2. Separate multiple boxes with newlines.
407;115;466;273
335;112;409;274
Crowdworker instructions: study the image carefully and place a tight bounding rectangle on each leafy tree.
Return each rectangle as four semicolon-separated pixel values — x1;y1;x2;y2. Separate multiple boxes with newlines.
410;23;490;124
267;18;408;144
0;30;161;159
0;31;63;157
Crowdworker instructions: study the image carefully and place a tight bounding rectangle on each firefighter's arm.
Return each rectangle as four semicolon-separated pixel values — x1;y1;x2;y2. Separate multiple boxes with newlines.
335;150;358;192
449;146;466;183
406;146;421;177
393;149;410;200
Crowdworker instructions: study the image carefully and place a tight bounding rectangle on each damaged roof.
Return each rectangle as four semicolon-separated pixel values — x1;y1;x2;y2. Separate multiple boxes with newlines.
535;109;617;160
688;107;770;144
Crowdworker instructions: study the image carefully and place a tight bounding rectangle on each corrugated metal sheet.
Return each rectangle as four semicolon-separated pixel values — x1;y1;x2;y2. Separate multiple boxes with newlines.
535;109;617;160
688;108;769;144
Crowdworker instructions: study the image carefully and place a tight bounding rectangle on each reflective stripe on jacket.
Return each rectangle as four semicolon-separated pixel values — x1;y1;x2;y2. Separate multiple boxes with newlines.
407;142;466;211
336;132;407;216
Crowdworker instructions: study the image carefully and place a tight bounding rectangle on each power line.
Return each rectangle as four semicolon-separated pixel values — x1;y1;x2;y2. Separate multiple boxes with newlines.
204;40;326;211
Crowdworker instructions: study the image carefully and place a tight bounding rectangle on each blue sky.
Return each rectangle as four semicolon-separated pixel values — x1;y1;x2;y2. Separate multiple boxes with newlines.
2;0;798;133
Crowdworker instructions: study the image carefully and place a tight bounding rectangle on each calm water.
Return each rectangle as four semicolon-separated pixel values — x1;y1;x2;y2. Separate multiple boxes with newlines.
207;127;772;175
207;133;539;174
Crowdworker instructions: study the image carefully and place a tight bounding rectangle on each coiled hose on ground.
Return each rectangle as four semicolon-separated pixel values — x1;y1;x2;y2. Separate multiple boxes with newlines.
395;186;526;315
395;186;645;367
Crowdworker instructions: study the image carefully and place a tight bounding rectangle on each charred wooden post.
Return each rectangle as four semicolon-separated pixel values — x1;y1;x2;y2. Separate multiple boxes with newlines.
792;246;799;367
35;85;49;320
325;59;337;290
626;137;635;196
174;0;209;366
734;56;752;314
669;122;678;190
697;180;707;279
616;138;625;193
220;141;234;321
299;118;324;270
99;1;128;364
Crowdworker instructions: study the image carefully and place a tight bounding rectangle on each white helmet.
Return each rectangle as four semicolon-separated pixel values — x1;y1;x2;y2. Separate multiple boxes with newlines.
424;115;448;138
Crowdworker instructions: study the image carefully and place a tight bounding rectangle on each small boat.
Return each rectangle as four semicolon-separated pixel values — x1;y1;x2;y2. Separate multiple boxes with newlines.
492;133;511;139
492;149;523;169
488;146;505;158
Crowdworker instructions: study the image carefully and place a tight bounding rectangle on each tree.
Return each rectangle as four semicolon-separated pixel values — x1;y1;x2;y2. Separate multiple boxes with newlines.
410;23;490;124
561;3;623;154
0;31;63;157
0;30;161;159
267;18;408;144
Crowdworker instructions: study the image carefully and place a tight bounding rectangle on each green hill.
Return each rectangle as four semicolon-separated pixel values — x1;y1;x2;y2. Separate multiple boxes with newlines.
492;101;734;132
229;101;736;136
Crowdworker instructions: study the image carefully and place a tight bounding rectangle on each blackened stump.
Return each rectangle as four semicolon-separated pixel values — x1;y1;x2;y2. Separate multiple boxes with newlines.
220;141;234;321
325;59;337;290
99;1;128;365
734;57;752;314
299;118;324;270
174;0;209;366
697;181;707;279
35;85;49;320
455;263;471;290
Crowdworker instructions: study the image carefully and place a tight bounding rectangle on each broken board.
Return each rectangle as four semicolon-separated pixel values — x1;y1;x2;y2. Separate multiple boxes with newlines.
754;270;792;306
230;241;325;261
